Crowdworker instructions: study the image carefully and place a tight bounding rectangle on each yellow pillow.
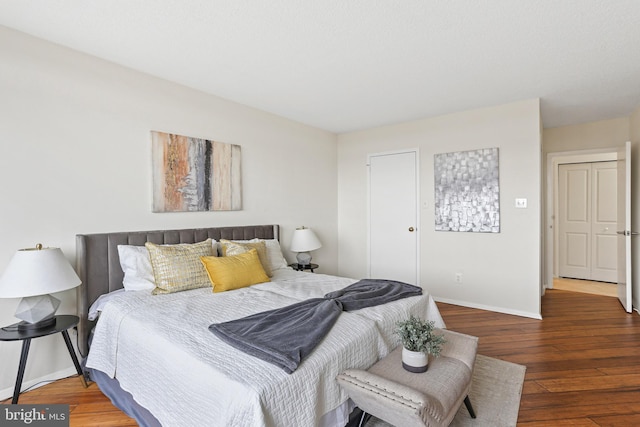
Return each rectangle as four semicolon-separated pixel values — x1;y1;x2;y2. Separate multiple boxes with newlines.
219;239;272;277
146;239;215;295
201;249;270;293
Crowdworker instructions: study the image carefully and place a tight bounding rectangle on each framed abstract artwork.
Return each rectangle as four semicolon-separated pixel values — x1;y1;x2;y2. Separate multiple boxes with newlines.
151;131;242;212
434;147;500;233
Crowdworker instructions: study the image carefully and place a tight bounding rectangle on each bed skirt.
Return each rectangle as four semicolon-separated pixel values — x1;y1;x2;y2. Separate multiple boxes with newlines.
89;368;161;427
90;366;356;427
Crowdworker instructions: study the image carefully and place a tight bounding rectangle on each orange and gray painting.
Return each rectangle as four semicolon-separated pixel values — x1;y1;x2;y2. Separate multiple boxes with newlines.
151;131;242;212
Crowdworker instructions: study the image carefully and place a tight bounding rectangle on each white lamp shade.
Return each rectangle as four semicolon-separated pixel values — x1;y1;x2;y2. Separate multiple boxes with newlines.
290;227;322;252
0;247;81;298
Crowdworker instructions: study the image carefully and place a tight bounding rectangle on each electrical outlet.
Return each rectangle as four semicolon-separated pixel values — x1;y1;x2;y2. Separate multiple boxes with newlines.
455;272;463;283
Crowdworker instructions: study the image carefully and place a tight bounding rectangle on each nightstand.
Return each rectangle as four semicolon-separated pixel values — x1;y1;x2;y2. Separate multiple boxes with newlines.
0;315;86;403
289;263;319;273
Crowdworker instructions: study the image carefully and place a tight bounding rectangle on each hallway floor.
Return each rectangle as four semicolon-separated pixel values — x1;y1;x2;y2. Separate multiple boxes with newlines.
553;277;617;297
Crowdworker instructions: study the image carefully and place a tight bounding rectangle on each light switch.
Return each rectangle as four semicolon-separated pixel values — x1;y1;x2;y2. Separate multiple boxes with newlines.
515;198;527;208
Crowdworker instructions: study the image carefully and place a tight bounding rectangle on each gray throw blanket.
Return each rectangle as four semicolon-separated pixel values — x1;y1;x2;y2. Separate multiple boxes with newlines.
208;279;422;373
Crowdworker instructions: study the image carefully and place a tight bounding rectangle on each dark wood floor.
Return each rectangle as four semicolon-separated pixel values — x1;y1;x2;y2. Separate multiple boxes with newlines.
445;289;640;426
3;289;640;426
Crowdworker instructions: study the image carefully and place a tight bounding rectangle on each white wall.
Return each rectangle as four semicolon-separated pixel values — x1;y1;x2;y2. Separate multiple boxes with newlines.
543;117;630;154
0;26;338;397
337;99;542;318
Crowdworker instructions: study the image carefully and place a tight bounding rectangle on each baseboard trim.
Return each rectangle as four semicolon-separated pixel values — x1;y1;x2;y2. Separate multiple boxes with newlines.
0;366;79;401
433;297;543;320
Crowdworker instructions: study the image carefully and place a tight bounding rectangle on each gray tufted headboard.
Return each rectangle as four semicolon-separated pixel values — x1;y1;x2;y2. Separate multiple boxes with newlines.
75;224;279;358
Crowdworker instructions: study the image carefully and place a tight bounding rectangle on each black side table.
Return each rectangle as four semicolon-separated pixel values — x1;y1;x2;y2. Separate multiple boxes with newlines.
0;315;86;403
289;263;319;273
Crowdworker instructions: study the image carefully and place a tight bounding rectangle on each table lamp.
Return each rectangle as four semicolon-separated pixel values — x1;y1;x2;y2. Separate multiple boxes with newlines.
290;226;322;266
0;244;81;331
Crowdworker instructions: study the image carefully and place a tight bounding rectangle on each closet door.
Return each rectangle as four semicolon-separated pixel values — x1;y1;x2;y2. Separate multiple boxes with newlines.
368;151;419;285
558;161;617;282
558;163;591;280
591;162;617;282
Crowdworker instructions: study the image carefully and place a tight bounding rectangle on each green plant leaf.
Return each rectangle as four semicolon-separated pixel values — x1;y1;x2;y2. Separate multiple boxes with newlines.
394;315;446;356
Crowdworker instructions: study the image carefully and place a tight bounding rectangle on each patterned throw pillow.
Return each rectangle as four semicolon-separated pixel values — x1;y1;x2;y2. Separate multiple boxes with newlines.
219;239;272;277
146;239;215;295
201;248;270;293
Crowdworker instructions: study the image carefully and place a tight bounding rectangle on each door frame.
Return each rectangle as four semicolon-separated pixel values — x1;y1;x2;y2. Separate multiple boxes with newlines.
617;141;632;312
367;148;420;285
545;148;617;291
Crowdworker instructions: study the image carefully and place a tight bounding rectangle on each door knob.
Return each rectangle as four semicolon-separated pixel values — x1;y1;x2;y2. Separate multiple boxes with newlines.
616;230;640;236
408;227;415;232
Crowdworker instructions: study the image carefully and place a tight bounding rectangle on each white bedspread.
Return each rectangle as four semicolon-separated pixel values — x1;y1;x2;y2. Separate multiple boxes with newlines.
86;270;445;427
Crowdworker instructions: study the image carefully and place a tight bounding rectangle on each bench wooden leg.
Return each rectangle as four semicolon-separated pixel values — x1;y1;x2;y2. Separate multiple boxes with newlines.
464;395;476;418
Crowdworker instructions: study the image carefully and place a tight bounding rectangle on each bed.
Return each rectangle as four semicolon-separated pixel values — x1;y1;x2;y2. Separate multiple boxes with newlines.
76;224;445;427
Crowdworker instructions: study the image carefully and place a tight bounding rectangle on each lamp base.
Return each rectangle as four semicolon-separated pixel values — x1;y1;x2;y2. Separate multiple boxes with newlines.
15;294;61;325
296;252;312;266
17;317;56;331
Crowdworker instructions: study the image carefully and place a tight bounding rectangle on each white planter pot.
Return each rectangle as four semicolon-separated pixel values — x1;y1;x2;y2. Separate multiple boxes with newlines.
402;347;429;373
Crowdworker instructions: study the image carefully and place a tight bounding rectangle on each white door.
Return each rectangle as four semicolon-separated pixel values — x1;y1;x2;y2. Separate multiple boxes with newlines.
558;161;617;283
616;142;632;313
368;151;419;285
591;162;618;282
558;163;590;279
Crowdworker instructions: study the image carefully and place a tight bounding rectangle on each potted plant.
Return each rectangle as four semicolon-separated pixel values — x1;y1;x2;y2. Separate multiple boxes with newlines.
395;315;446;373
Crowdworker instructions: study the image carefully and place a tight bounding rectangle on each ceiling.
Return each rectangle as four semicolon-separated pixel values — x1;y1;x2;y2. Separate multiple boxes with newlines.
1;1;639;133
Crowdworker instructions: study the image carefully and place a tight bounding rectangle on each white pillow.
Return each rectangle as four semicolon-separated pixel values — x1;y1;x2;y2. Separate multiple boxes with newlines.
117;245;155;291
250;238;289;271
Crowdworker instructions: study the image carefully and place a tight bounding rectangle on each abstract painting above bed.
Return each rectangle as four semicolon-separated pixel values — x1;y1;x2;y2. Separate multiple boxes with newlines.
151;130;242;212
